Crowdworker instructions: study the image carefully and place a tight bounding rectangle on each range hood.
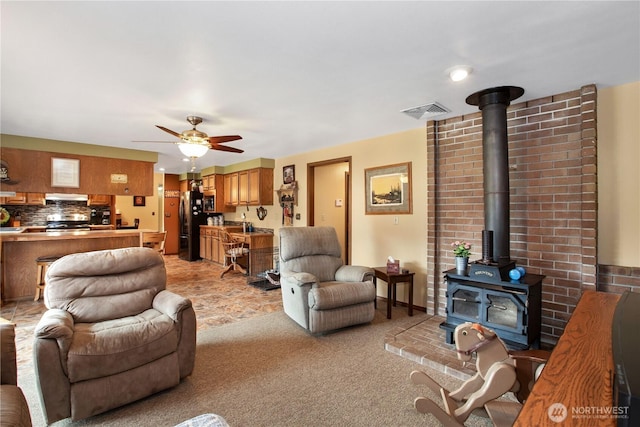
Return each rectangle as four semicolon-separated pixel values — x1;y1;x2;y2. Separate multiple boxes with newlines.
45;193;89;202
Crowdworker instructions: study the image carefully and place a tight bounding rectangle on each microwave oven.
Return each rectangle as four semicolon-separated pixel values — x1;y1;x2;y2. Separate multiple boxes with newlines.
203;195;216;212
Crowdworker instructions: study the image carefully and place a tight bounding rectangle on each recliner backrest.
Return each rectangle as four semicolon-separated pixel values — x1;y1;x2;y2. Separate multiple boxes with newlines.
44;247;166;323
279;227;343;282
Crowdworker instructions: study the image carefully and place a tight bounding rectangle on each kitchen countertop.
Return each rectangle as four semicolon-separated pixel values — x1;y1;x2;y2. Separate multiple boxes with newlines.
0;228;152;242
200;225;274;235
230;231;274;237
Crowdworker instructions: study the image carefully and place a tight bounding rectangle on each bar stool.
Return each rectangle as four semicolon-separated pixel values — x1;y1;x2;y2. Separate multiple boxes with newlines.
35;255;62;301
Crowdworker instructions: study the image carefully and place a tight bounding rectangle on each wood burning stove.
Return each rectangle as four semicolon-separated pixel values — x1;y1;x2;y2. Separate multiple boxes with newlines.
441;266;543;350
440;86;545;350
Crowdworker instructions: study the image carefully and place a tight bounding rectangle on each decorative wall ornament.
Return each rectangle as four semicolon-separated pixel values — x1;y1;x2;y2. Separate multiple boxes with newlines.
0;159;19;185
283;164;295;184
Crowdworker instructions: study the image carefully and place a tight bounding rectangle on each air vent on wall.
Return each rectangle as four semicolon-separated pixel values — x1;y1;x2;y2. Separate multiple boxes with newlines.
401;102;451;120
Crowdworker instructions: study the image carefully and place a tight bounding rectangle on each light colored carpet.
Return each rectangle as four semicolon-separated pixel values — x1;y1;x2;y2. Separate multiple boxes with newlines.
21;310;494;427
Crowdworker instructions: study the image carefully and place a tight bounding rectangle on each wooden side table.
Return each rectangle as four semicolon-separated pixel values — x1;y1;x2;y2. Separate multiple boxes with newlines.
372;267;414;319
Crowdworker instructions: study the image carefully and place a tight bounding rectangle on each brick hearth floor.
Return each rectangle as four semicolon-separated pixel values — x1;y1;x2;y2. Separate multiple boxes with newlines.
2;254;474;381
384;315;476;381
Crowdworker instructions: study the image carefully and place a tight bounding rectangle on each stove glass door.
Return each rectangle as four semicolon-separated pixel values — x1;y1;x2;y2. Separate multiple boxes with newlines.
486;293;519;329
451;286;481;321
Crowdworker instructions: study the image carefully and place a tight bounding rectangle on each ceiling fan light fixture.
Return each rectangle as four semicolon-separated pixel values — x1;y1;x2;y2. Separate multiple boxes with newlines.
177;142;209;158
181;128;209;144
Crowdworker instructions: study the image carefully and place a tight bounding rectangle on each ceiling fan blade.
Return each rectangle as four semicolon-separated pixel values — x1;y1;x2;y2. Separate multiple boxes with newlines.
156;125;181;138
208;135;242;144
209;144;244;153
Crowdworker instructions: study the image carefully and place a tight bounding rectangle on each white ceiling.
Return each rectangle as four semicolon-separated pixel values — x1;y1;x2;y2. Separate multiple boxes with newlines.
2;1;639;174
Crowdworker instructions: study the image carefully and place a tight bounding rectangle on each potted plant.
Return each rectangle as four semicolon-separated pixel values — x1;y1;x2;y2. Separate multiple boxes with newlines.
451;241;471;275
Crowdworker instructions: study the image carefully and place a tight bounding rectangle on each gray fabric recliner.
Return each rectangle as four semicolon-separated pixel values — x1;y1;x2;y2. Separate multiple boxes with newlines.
279;226;376;334
1;318;32;427
33;247;196;424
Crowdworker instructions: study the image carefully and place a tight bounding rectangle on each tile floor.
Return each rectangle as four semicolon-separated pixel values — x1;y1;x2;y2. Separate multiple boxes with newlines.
2;254;472;381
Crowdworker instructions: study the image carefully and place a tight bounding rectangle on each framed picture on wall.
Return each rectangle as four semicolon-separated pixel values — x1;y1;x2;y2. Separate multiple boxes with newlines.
364;162;412;215
51;157;80;188
133;196;146;207
283;165;295;184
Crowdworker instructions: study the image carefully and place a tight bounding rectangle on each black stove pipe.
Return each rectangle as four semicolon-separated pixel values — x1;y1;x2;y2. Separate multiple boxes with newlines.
466;86;524;264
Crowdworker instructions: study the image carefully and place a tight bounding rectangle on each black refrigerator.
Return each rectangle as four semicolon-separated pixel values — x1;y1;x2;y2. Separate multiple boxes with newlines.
179;190;206;261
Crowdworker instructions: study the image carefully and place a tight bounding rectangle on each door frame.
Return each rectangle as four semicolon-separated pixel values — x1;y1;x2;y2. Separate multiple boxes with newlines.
307;157;352;264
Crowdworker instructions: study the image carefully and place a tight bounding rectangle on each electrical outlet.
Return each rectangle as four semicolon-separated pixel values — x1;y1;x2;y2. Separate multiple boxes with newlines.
393;216;399;225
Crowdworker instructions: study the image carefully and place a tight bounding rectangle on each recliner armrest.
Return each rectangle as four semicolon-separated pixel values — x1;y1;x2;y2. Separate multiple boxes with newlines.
282;272;318;287
335;265;374;283
153;290;193;322
1;319;17;386
34;309;74;340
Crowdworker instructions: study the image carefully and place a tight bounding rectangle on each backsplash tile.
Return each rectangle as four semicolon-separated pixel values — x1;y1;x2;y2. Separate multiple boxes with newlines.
2;201;109;226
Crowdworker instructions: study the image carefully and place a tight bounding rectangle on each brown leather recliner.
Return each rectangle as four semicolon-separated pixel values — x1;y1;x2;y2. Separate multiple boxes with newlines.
33;247;196;424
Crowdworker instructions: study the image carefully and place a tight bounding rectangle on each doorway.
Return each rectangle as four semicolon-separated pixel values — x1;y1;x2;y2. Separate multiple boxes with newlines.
307;157;351;264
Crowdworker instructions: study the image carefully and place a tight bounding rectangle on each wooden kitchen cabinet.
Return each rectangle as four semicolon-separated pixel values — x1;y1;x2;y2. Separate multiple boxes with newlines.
200;226;241;264
203;174;230;213
199;228;213;261
0;192;45;205
87;194;112;206
0;193;27;205
199;229;206;259
224;168;273;208
199;227;219;263
202;174;216;191
224;173;239;206
238;171;249;205
26;193;46;205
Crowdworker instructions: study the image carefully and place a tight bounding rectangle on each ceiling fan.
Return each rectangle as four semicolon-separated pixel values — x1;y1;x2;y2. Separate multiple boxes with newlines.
141;116;243;158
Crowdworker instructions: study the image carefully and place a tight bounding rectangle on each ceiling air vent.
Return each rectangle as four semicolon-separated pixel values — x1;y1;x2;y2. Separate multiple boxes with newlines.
401;102;450;120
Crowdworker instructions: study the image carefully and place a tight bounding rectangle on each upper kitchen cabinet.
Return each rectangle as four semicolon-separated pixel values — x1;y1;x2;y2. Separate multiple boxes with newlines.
0;192;45;205
87;194;113;206
0;136;156;196
223;173;239;206
202;174;229;212
27;193;46;205
202;174;216;192
0;193;27;205
224;168;273;208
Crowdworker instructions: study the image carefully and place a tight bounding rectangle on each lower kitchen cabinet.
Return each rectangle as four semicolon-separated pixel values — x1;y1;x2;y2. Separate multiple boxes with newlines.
199;226;273;275
200;226;241;264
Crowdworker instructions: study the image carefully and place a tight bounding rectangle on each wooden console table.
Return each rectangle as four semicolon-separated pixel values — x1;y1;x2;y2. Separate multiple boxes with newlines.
372;267;414;319
514;290;620;426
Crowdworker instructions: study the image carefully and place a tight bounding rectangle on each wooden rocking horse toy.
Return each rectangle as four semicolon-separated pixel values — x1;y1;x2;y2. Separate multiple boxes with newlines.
410;322;549;427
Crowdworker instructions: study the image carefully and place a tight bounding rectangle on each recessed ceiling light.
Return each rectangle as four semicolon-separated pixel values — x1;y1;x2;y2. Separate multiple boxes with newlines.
449;66;472;82
182;158;190;162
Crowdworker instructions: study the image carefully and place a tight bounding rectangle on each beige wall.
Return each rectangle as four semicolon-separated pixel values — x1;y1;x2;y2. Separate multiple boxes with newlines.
598;81;640;267
272;128;428;307
115;173;164;231
314;162;349;262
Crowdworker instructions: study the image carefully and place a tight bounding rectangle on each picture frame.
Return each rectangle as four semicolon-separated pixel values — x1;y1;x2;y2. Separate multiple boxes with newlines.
51;157;80;188
133;196;146;207
283;164;295;184
364;162;412;215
